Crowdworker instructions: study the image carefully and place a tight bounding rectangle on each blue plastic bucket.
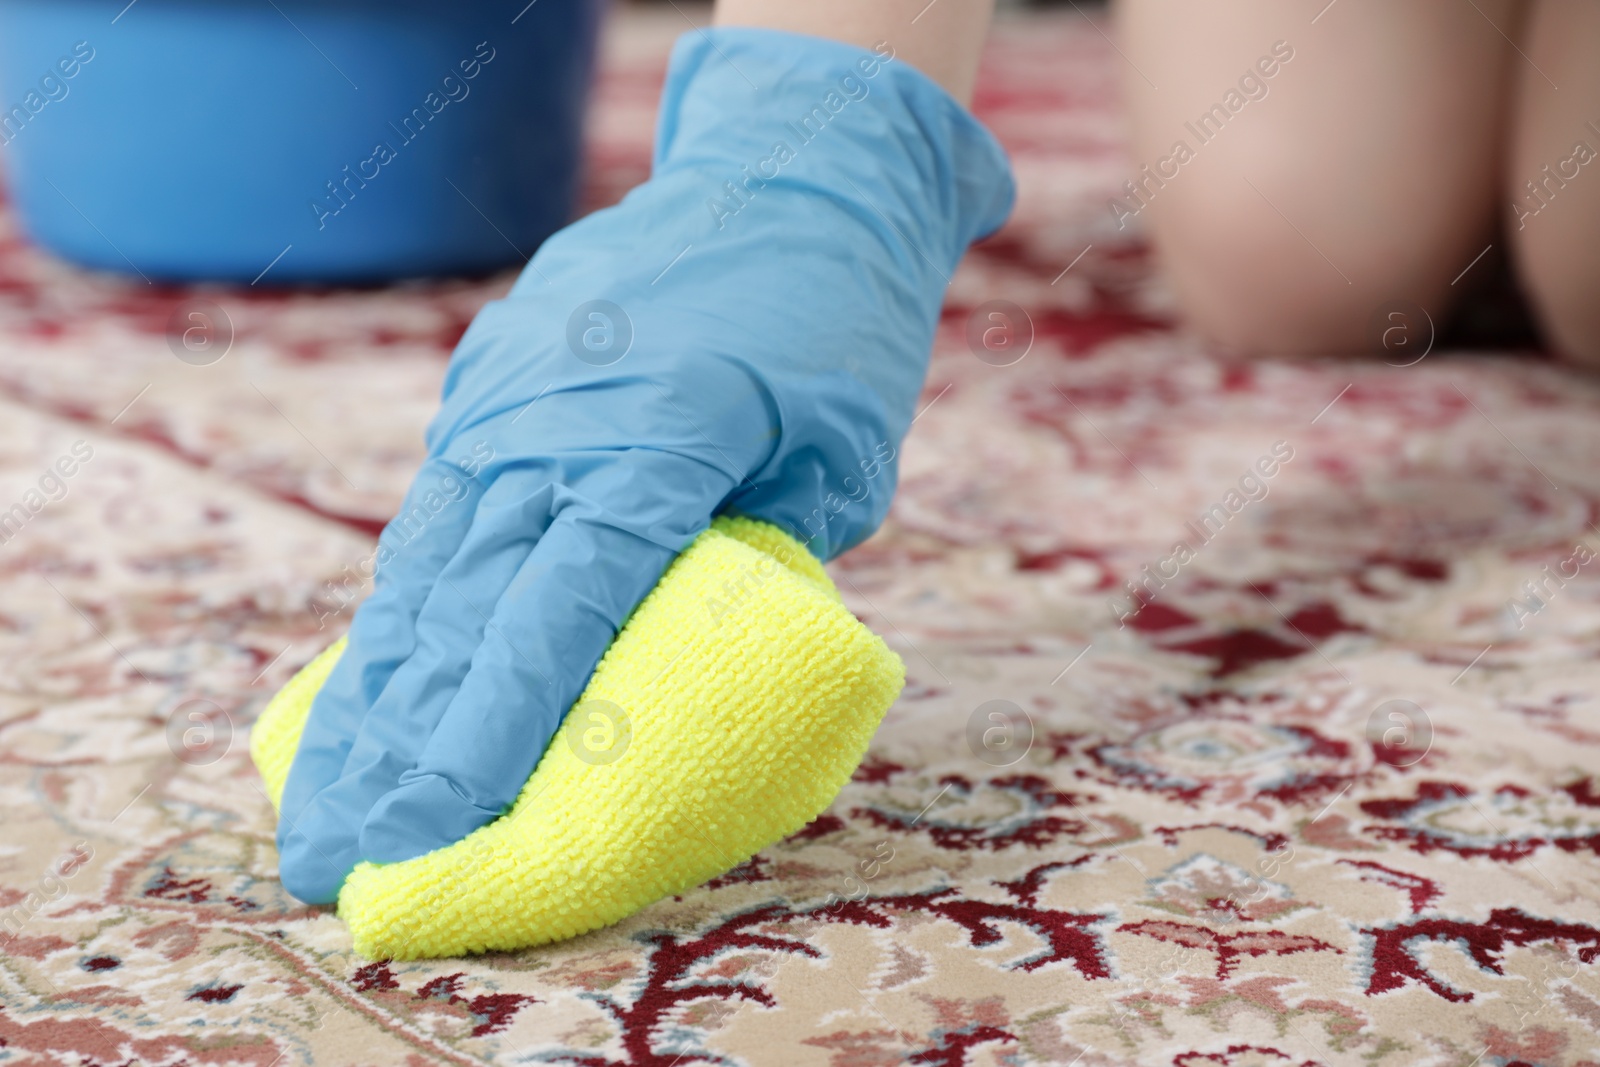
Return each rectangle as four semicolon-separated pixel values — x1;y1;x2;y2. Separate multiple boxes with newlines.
0;0;602;283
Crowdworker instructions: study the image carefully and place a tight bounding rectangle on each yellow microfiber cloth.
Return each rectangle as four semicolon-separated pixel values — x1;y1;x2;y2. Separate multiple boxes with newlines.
250;515;904;959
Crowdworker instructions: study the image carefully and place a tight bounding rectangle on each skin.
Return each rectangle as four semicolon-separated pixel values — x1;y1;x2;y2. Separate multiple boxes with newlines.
1112;0;1600;363
713;0;997;105
1507;0;1600;366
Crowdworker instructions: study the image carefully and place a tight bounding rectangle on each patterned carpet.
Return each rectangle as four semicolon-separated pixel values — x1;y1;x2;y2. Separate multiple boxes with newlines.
5;6;1600;1066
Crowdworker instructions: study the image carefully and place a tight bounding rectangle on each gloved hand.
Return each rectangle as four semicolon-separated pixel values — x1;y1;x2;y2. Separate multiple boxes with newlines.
273;26;1013;904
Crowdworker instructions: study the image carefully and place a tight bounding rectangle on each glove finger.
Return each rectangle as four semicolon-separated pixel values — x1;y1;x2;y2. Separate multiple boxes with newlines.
277;469;557;903
277;456;482;833
358;460;724;863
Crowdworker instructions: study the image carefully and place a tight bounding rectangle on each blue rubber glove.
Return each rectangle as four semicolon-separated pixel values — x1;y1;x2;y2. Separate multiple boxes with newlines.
273;27;1013;904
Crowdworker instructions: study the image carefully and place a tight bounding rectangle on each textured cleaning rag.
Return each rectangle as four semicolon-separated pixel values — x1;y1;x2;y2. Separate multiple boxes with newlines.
251;515;904;959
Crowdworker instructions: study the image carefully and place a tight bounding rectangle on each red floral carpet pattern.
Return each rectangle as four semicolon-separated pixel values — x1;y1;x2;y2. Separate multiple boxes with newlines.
4;6;1600;1066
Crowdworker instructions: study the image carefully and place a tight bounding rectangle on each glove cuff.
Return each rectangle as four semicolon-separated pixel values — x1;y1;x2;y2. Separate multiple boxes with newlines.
652;26;1016;273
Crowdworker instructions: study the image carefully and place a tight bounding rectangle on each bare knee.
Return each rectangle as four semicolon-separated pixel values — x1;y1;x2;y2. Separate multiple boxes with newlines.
1143;185;1462;359
1115;0;1514;357
1514;217;1600;364
1506;0;1600;365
